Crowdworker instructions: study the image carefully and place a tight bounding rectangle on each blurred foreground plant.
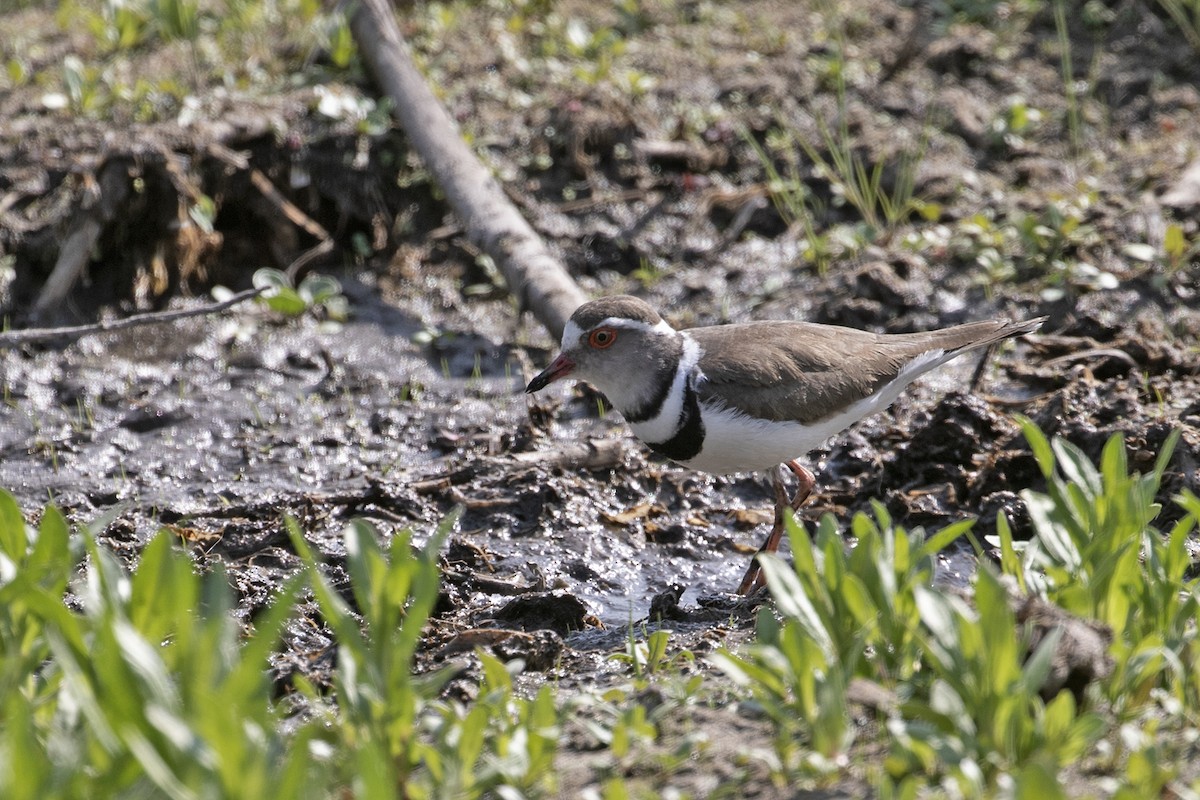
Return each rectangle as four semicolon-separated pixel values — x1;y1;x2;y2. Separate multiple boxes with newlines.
0;494;560;799
997;420;1198;711
0;492;314;798
712;418;1199;792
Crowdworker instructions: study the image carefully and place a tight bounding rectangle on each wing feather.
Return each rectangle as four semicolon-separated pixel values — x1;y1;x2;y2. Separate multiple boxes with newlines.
688;318;1041;424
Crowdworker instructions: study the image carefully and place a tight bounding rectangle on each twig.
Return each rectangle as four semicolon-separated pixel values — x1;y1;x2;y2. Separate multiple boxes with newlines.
249;168;334;245
1042;347;1140;372
284;239;336;283
556;187;655;214
0;287;265;349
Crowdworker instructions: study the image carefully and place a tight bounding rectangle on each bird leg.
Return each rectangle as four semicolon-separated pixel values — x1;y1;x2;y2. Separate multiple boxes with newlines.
736;459;816;595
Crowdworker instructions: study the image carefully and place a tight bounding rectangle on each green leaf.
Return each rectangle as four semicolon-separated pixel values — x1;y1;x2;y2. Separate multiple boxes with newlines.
1023;491;1080;570
27;502;72;593
456;702;489;781
188;194;216;234
223;574;304;705
252;267;291;290
994;512;1026;591
708;651;753;687
1164;223;1186;259
1013;760;1068;799
1017;416;1055;478
758;554;835;661
480;649;513;693
914;586;959;653
0;489;27;560
1151;428;1181;484
129;532;195;641
1020;625;1064;695
644;629;670;672
344;518;388;625
263;288;308;316
1098;433;1128;494
1053;437;1102;499
839;574;877;628
298;273;341;305
916;518;974;560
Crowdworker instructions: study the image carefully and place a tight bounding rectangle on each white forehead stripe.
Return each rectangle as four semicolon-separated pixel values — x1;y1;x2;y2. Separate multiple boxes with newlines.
560;319;583;348
561;316;673;346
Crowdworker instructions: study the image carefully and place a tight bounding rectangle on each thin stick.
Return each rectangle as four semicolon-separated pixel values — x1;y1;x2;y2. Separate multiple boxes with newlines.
0;287;265;349
248;168;334;246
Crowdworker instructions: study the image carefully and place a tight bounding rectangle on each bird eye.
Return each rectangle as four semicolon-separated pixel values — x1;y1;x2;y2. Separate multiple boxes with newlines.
588;327;617;349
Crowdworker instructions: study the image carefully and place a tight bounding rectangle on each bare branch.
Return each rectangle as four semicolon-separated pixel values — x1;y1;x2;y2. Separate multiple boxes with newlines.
0;288;265;349
349;0;587;341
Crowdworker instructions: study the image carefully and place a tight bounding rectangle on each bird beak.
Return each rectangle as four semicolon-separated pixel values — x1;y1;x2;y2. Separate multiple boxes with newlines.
525;352;576;393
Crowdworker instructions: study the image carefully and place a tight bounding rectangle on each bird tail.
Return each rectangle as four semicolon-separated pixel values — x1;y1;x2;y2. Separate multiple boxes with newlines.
892;316;1046;356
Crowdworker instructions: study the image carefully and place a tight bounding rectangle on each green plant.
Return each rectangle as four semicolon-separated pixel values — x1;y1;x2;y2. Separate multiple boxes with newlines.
744;126;834;274
0;490;565;798
713;595;854;776
421;652;559;796
946;187;1113;297
765;506;970;682
610;629;694;680
324;14;356;69
149;0;200;41
1155;0;1200;52
886;567;1105;792
288;516;445;795
1052;0;1084;154
997;420;1200;710
714;506;974;775
252;267;349;323
290;514;561;797
629;257;665;288
0;492;74;698
0;491;315;798
60;55;110;116
496;0;652;93
58;0;152;52
1160;222;1197;277
988;95;1044;151
797;118;931;240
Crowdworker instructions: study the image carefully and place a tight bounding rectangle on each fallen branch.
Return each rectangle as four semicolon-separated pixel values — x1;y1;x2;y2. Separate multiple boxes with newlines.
349;0;587;340
0;287;265;349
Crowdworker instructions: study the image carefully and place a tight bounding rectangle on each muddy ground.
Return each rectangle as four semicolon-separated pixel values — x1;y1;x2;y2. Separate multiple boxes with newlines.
2;0;1199;795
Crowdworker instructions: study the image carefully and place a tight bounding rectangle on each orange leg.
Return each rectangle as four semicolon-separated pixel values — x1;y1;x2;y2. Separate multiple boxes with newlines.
735;460;816;595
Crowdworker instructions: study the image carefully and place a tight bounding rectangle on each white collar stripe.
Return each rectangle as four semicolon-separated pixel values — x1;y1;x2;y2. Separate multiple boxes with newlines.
626;333;701;444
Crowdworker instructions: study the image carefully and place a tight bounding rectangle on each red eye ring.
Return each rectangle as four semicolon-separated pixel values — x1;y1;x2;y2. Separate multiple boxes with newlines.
588;327;617;349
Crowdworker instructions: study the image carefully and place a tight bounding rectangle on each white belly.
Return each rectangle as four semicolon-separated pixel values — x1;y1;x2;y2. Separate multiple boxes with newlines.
673;404;836;474
674;363;932;474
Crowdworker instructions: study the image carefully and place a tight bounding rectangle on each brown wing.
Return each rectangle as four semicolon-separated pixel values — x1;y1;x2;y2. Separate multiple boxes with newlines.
688;318;1042;424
